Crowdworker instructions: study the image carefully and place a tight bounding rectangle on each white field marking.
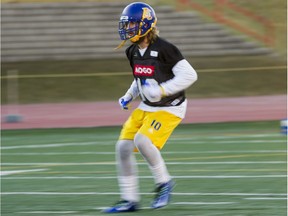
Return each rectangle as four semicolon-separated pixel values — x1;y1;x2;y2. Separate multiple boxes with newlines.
171;133;281;140
1;135;284;150
94;202;236;210
0;169;47;176
172;202;236;205
1;161;285;166
2;192;286;196
0;141;112;150
2;150;286;156
164;161;286;165
182;134;282;140
244;197;288;200
18;211;77;214
2;152;116;156
171;140;284;144
95;206;149;210
165;150;286;154
1;162;115;166
94;206;150;210
2;175;287;180
172;175;287;179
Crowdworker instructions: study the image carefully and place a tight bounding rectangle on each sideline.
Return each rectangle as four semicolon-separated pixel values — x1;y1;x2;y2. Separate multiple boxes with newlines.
2;191;286;195
1;65;286;79
2;95;286;129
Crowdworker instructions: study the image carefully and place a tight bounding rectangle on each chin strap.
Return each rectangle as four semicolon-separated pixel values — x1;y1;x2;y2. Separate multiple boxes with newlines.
115;26;154;50
114;40;127;50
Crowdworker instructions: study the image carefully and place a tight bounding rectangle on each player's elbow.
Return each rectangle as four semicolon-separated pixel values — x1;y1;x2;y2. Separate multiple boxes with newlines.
187;68;198;86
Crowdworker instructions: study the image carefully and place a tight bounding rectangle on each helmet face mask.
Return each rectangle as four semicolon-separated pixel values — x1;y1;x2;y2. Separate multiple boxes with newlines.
118;2;157;43
118;20;141;41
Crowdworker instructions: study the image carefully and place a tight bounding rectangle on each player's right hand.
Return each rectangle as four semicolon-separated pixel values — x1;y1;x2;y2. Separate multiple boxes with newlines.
142;79;164;103
118;93;133;110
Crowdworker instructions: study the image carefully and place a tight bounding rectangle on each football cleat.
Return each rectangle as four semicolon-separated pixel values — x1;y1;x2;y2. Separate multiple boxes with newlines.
151;180;175;209
102;200;139;213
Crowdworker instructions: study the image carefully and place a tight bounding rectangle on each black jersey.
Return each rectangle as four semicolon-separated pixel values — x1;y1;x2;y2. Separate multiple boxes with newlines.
125;37;186;107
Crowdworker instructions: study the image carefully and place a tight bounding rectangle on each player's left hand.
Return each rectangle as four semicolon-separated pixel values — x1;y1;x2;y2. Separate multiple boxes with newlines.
142;79;165;103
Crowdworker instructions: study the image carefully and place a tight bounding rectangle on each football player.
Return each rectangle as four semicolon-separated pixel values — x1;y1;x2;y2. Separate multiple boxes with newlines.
103;2;198;213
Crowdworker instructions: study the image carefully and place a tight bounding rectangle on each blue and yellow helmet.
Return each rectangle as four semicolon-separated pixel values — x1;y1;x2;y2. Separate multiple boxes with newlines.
118;2;157;43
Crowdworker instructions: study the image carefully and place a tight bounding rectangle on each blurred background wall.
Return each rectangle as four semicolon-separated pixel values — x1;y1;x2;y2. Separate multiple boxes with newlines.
1;0;287;104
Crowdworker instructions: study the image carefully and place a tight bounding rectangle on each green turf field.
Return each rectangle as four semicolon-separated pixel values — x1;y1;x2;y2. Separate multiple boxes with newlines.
1;121;287;215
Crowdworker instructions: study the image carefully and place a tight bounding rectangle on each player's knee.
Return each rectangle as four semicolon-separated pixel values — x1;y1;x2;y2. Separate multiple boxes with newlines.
134;133;151;152
116;140;134;159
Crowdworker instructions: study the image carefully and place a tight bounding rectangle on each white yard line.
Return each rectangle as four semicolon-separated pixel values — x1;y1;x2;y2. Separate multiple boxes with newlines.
0;169;47;176
94;201;237;210
18;211;77;214
2;152;116;156
172;175;287;179
244;197;287;200
0;141;108;150
2;150;285;156
1;161;285;166
165;161;286;165
172;140;284;144
172;202;236;205
2;175;286;180
170;133;281;140
2;192;286;196
1;138;285;150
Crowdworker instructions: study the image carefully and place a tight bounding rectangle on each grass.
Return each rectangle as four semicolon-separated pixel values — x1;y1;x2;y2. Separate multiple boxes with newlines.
1;121;287;216
1;56;286;104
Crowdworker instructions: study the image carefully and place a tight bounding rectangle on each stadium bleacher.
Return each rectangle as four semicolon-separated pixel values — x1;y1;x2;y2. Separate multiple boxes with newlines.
1;1;272;62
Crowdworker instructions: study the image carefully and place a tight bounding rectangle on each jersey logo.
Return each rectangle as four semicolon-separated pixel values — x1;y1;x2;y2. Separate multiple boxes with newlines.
134;65;154;76
150;50;158;57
